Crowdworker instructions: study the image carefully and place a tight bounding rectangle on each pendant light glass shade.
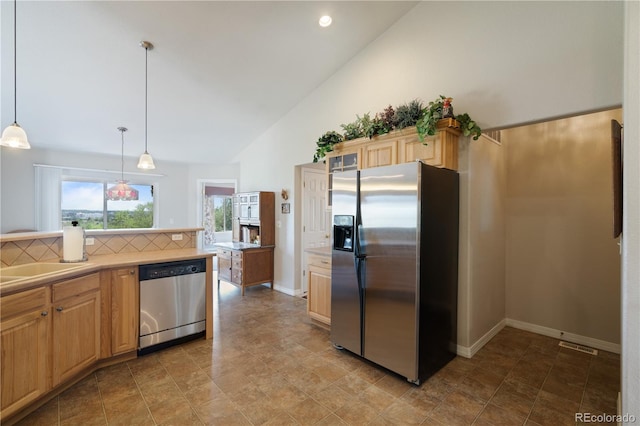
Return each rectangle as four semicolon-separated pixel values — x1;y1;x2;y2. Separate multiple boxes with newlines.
106;127;139;201
137;151;155;169
1;0;30;149
106;182;139;201
1;123;30;149
138;41;155;170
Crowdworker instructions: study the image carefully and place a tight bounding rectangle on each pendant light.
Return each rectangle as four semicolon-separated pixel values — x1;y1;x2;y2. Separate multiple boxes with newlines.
137;41;155;169
106;127;139;201
1;0;30;149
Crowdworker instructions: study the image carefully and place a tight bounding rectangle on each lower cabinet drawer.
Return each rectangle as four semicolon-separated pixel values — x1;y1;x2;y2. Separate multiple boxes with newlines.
0;287;49;320
232;270;243;284
52;273;100;302
217;249;232;259
308;254;331;269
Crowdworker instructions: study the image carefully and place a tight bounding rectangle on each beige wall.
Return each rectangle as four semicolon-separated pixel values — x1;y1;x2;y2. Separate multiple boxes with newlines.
457;135;506;353
504;109;622;345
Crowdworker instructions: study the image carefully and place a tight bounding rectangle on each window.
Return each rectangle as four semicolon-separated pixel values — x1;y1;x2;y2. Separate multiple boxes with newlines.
213;195;233;232
61;180;154;229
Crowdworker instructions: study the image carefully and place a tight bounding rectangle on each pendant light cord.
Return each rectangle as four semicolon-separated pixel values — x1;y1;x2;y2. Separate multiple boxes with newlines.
13;0;17;124
121;130;125;181
144;45;148;153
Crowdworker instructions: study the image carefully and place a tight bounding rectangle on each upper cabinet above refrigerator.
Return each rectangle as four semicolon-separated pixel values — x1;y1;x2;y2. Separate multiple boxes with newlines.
324;121;461;208
327;148;361;208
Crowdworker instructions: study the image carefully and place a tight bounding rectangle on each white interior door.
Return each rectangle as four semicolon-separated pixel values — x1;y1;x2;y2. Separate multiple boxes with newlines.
301;167;330;293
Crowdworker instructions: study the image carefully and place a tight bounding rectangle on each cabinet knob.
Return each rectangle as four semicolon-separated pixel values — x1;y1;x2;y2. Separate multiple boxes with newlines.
129;269;135;275
56;307;64;312
41;311;48;317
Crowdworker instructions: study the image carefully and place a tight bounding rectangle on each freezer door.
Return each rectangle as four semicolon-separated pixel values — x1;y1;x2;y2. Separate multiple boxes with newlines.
360;162;420;381
331;170;361;355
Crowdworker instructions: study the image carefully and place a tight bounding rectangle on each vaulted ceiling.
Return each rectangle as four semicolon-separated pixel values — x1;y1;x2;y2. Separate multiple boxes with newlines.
1;1;417;165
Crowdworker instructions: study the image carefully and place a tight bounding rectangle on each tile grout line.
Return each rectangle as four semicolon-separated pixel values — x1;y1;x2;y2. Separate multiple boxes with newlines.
127;359;160;426
577;354;595;417
524;344;561;426
471;345;522;426
93;372;111;426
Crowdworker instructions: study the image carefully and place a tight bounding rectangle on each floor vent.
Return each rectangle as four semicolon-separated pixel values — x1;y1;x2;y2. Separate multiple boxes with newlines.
559;341;598;355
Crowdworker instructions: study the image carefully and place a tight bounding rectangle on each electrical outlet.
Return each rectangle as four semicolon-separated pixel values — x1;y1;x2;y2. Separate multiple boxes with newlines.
172;234;183;241
85;237;95;246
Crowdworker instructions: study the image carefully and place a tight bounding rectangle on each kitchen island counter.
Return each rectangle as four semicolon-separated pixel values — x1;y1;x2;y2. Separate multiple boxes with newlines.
0;248;215;295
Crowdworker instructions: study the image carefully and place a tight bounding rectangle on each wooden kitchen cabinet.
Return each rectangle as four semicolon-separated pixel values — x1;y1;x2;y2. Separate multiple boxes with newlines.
397;124;460;169
217;247;274;296
363;139;397;169
51;273;101;387
324;119;461;206
0;287;50;420
307;254;331;325
1;273;101;419
217;248;232;283
326;146;361;207
232;191;275;245
109;268;138;356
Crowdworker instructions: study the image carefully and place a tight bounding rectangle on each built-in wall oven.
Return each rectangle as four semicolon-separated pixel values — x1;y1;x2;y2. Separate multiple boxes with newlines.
139;258;206;355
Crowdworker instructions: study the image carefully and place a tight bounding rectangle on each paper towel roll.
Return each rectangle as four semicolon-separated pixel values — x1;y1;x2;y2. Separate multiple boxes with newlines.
63;223;85;262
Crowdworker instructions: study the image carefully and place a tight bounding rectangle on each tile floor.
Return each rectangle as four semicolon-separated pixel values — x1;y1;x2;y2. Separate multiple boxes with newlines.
19;281;620;425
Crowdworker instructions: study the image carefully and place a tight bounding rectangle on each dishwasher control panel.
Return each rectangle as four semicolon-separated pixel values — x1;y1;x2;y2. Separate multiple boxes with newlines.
139;258;206;281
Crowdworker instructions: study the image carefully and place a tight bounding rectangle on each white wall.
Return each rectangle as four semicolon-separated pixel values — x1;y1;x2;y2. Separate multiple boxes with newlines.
0;147;237;233
234;1;623;339
622;0;640;417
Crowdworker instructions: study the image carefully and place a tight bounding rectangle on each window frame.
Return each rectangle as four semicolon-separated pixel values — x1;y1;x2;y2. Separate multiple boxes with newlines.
61;177;156;230
34;164;160;232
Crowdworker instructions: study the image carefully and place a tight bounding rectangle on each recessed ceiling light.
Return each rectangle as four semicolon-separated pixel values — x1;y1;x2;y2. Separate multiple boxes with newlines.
319;15;332;27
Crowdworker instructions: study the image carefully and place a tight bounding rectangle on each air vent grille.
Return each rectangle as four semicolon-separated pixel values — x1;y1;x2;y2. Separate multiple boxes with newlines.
559;341;598;355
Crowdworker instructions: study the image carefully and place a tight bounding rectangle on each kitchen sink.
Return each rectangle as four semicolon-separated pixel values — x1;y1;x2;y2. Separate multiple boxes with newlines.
0;262;88;281
0;275;24;283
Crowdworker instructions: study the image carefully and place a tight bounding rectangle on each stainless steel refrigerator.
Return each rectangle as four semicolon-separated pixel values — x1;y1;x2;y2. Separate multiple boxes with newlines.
331;161;459;385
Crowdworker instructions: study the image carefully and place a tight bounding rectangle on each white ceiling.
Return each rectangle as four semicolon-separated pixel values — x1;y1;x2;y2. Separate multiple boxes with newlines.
1;1;417;165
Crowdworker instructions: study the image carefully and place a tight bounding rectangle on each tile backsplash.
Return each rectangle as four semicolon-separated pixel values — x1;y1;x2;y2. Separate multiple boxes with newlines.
1;231;197;267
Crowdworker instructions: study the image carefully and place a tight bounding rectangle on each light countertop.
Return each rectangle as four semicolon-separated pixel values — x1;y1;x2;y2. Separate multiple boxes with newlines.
0;248;215;295
213;242;275;251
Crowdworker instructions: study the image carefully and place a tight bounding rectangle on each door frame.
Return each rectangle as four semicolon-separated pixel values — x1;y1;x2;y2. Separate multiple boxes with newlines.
299;165;329;294
195;179;237;250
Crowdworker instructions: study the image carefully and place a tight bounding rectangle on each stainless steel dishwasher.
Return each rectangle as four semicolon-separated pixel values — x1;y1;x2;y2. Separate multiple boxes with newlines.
139;258;206;354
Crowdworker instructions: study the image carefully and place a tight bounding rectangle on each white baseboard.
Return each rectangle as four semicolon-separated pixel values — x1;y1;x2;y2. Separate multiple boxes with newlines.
456;319;506;358
272;283;297;297
506;318;621;354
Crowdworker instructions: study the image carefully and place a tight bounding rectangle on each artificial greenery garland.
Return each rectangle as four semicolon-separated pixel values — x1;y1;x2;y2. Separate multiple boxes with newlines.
312;96;482;163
